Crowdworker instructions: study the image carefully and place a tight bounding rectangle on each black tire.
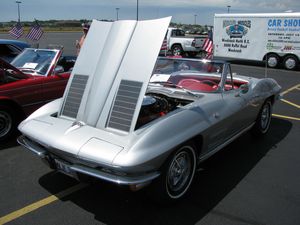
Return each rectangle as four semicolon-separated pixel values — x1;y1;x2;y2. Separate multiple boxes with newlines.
0;105;17;142
251;100;272;137
283;55;298;70
171;44;183;56
266;54;280;68
149;142;197;203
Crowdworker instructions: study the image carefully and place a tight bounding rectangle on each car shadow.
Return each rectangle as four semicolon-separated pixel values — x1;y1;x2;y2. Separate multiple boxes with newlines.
39;118;292;225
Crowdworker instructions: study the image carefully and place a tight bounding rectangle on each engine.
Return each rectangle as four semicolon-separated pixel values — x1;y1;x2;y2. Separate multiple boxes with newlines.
136;94;192;129
136;95;168;129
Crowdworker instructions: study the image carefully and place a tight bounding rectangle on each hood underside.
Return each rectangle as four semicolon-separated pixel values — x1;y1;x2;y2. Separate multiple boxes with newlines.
59;17;171;134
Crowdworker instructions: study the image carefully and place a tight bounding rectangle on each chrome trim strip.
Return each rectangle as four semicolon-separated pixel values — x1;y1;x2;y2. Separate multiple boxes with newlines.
17;135;160;185
17;135;46;158
70;165;160;185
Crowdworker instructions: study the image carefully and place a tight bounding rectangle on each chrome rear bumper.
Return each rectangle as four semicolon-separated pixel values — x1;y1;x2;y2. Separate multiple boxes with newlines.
17;135;160;185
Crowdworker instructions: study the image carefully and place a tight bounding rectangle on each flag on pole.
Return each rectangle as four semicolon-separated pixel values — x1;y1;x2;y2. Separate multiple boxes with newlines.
9;22;24;39
160;34;168;56
202;31;213;53
202;29;213;59
26;20;44;41
160;37;168;51
161;37;168;56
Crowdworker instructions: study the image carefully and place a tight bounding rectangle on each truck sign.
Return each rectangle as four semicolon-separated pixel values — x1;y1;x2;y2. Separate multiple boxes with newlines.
214;13;300;70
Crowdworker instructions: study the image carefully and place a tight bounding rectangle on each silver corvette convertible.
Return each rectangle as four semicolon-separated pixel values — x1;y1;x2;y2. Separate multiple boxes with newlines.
18;18;281;201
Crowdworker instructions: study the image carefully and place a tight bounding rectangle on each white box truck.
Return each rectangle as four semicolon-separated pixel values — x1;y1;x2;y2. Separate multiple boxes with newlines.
213;13;300;70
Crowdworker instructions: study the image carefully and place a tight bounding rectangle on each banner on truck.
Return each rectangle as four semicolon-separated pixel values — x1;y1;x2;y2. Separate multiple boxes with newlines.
214;15;300;61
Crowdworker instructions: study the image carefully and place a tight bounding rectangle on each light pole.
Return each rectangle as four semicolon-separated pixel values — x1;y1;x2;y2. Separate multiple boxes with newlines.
136;0;139;21
227;5;231;13
194;14;197;25
16;1;22;22
116;7;120;21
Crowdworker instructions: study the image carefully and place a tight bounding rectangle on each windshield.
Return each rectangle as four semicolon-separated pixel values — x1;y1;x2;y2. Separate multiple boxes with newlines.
11;49;58;76
152;58;224;93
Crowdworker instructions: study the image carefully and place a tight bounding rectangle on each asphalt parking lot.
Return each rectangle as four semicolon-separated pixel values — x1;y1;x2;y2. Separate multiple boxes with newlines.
0;33;300;225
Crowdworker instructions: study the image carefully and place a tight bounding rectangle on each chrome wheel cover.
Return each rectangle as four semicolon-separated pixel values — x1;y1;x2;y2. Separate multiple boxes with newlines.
260;102;271;132
0;111;12;138
285;58;296;70
166;146;195;198
267;56;278;67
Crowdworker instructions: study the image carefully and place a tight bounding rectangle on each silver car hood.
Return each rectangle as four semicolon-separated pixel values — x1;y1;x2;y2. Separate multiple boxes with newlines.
19;17;171;165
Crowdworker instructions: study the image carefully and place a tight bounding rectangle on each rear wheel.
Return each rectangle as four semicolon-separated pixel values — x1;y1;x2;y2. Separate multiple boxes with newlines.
149;143;197;202
0;105;17;142
266;54;280;68
251;100;272;137
171;44;183;56
283;55;298;70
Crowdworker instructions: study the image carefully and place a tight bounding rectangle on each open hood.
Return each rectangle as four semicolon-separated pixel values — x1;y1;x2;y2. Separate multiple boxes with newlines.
59;17;171;134
0;58;29;80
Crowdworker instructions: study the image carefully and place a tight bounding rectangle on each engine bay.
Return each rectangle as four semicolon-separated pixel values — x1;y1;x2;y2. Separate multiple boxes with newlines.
136;93;193;129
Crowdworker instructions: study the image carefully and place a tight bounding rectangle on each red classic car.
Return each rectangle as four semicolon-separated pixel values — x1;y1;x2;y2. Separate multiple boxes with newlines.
0;48;75;141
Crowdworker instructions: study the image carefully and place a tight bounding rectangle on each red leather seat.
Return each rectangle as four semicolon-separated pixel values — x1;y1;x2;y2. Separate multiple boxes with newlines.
178;79;217;92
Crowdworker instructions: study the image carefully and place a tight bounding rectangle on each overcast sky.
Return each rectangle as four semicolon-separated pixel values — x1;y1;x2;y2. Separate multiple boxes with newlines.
1;0;300;25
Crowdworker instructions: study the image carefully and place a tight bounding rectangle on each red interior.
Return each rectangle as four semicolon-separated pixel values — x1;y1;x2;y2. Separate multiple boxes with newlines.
169;75;248;92
177;79;217;91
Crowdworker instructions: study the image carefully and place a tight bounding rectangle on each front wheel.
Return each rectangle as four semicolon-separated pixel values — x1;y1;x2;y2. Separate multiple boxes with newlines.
149;143;197;202
251;100;272;137
266;54;280;68
0;105;17;142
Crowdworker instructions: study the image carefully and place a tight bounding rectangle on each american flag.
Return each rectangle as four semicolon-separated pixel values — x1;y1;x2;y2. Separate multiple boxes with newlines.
9;22;24;39
160;37;168;51
204;52;213;60
26;21;44;41
202;29;213;56
160;36;168;56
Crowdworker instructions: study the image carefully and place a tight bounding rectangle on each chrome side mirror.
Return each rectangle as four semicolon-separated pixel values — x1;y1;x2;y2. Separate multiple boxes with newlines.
240;83;249;94
53;65;64;74
235;83;249;97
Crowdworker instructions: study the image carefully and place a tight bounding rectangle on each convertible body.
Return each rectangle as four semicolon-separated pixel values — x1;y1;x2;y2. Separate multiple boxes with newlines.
18;18;281;201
